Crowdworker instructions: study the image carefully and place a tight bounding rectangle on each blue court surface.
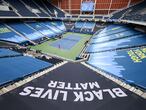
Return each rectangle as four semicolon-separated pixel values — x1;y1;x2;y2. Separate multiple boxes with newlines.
87;47;146;89
50;34;82;50
0;56;52;86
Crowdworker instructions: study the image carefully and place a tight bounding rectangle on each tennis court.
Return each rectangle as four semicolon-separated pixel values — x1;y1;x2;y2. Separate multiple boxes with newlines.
30;32;91;60
50;34;82;50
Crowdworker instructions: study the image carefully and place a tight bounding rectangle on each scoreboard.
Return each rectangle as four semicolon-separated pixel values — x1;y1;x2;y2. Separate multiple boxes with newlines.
81;1;94;12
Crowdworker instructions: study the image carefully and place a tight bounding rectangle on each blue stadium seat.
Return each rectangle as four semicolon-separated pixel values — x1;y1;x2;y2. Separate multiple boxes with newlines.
87;24;146;53
32;0;52;17
41;0;65;17
0;24;27;44
87;47;146;89
5;0;37;17
27;22;56;38
92;25;130;39
0;11;18;17
43;21;63;35
75;21;85;29
90;30;141;44
22;0;49;17
7;23;45;41
51;21;66;31
0;48;21;57
112;0;146;22
84;22;95;29
0;56;52;86
0;0;18;17
87;34;146;53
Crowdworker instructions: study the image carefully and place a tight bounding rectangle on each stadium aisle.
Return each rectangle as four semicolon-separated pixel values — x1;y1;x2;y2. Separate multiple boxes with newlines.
0;63;146;110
